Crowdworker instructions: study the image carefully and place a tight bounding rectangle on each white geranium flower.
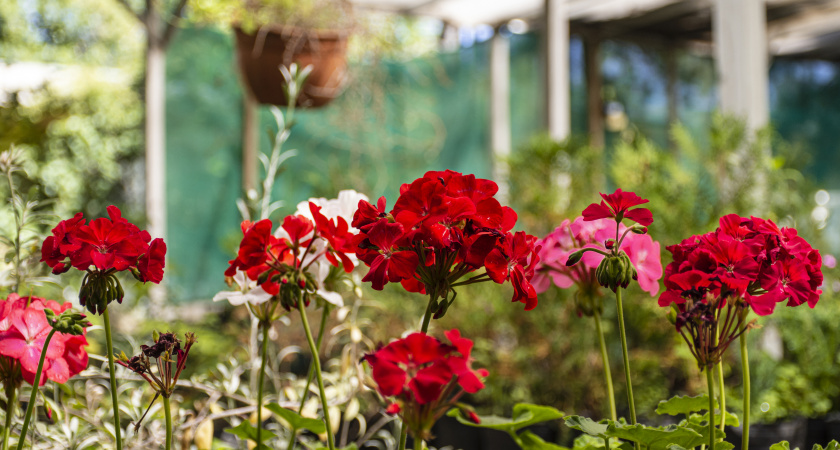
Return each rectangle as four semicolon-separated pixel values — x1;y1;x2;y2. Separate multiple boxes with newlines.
295;189;369;232
212;270;272;306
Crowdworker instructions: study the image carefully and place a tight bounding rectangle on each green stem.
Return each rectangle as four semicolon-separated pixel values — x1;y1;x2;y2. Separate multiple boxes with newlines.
256;322;269;448
297;297;335;450
740;333;750;450
163;396;172;450
103;308;123;450
16;329;56;450
2;384;17;450
614;288;639;450
717;361;726;432
420;295;435;334
706;368;716;450
415;438;425;450
397;422;408;450
593;310;617;421
287;306;329;450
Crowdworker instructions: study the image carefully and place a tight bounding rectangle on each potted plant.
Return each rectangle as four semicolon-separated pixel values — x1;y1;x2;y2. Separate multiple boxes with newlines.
192;0;354;107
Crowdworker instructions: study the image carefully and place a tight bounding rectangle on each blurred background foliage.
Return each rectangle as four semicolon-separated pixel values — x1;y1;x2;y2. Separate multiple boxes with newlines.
2;0;840;444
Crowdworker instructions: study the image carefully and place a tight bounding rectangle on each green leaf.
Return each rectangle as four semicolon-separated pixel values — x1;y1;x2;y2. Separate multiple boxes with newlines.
564;416;609;439
264;403;327;434
605;423;705;450
697;410;739;427
223;420;277;443
770;442;792;450
448;403;563;433
656;395;717;416
314;445;358;450
573;434;633;450
717;442;735;450
681;413;732;443
518;430;570;450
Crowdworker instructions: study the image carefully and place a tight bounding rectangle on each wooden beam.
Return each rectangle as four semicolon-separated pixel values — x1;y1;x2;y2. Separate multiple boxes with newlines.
490;29;511;197
712;0;768;131
545;0;571;141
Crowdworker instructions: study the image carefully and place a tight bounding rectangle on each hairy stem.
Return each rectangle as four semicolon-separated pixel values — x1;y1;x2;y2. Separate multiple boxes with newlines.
740;333;750;450
717;361;726;432
16;329;56;450
287;306;329;450
397;422;408;450
593;310;617;421
614;288;639;450
706;368;716;450
103;308;123;450
2;383;16;450
298;297;335;450
256;322;269;447
163;396;172;450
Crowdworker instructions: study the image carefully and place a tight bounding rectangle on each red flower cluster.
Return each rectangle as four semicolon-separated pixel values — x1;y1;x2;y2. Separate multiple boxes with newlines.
41;206;165;282
352;170;540;312
224;203;356;311
0;294;89;386
660;214;823;316
363;329;487;439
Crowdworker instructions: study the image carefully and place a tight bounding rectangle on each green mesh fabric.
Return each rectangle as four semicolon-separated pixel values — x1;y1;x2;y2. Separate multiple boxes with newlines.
164;27;838;302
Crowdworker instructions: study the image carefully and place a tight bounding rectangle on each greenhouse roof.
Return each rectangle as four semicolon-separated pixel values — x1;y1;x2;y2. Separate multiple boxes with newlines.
351;0;840;59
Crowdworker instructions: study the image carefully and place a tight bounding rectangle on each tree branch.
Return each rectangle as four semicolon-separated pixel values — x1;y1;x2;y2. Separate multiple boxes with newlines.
161;0;189;48
114;0;144;23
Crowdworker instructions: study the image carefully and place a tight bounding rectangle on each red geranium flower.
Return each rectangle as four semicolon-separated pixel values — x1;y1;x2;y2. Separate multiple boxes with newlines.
360;219;419;291
363;329;487;440
42;206;166;314
353;171;540;318
582;189;653;226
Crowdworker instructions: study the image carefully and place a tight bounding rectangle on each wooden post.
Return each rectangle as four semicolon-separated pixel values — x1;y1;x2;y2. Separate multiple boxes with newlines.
242;89;258;194
545;0;570;141
665;43;679;147
713;0;769;130
490;28;511;199
584;32;604;149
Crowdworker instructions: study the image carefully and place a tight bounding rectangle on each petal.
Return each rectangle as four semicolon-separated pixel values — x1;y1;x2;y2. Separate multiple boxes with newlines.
581;202;614;222
623;208;654;226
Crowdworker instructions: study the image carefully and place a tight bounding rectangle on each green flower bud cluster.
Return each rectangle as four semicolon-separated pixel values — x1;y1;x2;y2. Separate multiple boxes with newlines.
595;251;637;293
44;308;91;336
80;271;124;315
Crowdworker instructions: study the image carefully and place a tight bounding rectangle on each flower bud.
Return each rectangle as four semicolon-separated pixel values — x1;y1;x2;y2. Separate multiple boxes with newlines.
298;279;306;289
631;225;648;235
605;240;615;250
565;249;586;266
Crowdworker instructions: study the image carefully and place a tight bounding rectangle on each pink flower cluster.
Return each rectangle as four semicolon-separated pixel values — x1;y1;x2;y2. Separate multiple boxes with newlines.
0;294;89;386
534;217;662;297
659;214;823;316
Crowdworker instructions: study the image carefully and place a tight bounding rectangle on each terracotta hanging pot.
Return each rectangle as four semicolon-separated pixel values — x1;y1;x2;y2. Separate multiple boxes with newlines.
234;25;349;107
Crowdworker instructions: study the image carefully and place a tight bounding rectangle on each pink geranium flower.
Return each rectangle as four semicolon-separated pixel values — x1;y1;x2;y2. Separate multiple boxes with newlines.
0;295;89;386
535;217;662;298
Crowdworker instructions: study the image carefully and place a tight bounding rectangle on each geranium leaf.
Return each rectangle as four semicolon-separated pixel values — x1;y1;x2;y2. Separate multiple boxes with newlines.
564;415;609;438
572;434;634;450
518;430;570;450
223;420;277;443
681;413;734;442
770;442;792;450
813;441;840;450
656;395;717;416
448;403;563;432
265;403;327;434
605;423;705;450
